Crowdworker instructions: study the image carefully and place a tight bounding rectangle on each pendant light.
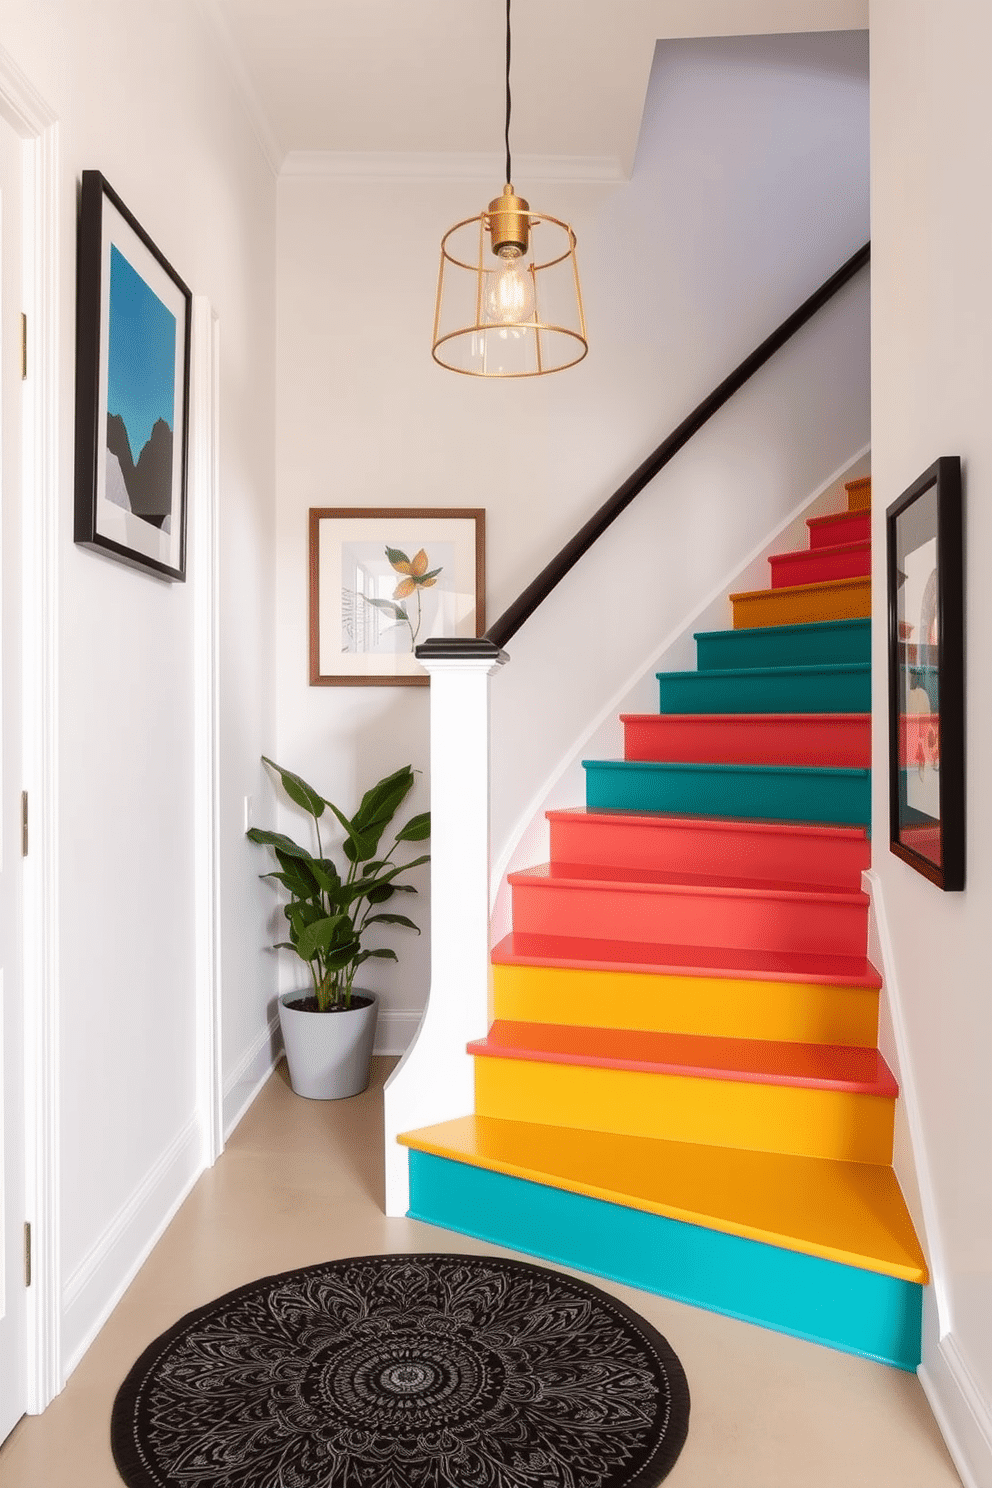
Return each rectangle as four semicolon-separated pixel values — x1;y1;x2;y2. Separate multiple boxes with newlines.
431;0;588;378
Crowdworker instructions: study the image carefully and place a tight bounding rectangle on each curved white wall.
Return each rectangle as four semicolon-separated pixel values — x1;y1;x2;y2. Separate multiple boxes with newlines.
274;28;871;1046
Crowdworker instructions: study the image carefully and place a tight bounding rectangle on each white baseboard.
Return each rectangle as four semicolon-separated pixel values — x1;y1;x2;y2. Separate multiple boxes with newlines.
223;1013;281;1140
920;1330;992;1488
60;1118;203;1378
375;1008;422;1056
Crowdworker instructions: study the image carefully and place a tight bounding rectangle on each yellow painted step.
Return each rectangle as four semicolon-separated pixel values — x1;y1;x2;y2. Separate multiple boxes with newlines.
473;1053;894;1164
493;962;879;1048
399;1114;928;1284
730;575;871;629
846;475;871;512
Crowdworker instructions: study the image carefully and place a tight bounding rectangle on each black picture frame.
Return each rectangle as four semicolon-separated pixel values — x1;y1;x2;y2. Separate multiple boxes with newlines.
886;456;964;890
74;171;192;581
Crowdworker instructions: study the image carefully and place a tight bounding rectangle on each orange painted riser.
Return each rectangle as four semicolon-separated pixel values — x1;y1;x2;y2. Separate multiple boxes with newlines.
492;930;883;990
468;1020;899;1098
472;1049;895;1163
508;866;870;958
807;508;870;549
621;712;870;768
846;476;872;511
769;539;871;589
546;808;871;891
730;575;871;629
491;961;881;1048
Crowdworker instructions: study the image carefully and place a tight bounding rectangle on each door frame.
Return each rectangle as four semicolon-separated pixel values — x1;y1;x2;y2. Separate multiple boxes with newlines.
0;44;61;1411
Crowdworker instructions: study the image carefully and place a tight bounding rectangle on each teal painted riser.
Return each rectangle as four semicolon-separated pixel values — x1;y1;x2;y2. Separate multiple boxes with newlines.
656;662;871;715
696;618;870;672
408;1152;922;1372
584;759;871;826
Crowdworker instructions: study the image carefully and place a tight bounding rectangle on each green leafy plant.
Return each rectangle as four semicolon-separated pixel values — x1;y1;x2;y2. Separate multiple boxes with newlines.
247;758;430;1012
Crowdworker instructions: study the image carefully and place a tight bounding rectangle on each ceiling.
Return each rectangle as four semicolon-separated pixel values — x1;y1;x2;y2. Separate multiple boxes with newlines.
204;0;868;177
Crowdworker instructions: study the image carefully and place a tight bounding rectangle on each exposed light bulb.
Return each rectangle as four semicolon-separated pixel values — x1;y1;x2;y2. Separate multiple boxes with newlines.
483;246;535;325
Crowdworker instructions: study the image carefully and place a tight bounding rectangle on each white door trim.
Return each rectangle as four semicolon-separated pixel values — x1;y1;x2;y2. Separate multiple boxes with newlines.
0;45;62;1410
191;297;223;1168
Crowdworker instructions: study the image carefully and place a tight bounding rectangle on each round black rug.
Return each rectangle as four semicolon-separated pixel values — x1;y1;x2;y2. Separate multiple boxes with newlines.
112;1253;690;1488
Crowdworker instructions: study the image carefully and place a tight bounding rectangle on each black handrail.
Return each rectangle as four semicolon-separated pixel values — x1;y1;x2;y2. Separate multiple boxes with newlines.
482;241;869;651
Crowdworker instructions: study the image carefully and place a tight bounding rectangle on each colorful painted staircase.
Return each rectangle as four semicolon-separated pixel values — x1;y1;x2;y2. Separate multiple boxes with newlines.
400;474;929;1370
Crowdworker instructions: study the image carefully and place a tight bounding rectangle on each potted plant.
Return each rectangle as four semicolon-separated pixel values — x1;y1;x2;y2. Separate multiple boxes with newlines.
247;757;430;1099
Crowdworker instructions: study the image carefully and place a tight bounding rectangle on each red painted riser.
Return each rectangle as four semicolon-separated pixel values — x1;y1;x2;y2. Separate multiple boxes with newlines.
807;508;871;550
621;712;870;768
468;1021;899;1098
769;540;871;590
493;931;882;988
546;809;871;892
508;867;869;957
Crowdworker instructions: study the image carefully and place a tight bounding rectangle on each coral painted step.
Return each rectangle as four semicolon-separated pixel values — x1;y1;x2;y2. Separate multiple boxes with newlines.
730;575;871;629
547;809;871;889
403;1140;923;1370
582;758;870;826
695;617;869;671
769;539;871;589
655;662;870;714
469;1021;897;1098
508;864;869;957
491;961;880;1048
621;712;870;767
492;931;882;991
807;508;870;549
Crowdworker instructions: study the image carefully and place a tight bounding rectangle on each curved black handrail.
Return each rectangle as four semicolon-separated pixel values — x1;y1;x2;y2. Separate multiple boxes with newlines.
417;240;869;664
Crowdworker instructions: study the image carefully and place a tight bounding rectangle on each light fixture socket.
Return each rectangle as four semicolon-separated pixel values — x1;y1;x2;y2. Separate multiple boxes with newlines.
487;184;530;257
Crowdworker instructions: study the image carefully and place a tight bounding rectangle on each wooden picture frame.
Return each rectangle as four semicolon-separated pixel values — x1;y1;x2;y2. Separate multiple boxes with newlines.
74;171;192;581
309;508;486;685
886;456;964;889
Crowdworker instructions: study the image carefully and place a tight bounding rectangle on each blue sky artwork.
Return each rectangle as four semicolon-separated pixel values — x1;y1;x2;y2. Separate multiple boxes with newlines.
107;245;176;460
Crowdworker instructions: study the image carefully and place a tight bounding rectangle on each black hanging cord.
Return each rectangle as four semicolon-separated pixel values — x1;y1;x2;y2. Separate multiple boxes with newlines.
504;0;512;186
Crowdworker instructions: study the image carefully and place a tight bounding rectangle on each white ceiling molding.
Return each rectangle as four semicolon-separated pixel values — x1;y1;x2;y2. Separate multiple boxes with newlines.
279;151;626;184
195;0;285;176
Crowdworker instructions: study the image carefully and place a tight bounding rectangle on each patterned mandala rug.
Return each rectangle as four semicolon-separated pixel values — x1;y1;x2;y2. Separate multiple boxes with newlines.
111;1252;690;1488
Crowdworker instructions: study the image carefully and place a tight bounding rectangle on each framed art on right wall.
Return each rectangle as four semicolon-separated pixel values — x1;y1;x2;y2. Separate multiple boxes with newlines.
886;455;964;890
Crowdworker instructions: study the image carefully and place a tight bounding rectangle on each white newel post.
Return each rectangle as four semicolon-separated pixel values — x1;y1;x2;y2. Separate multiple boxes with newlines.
383;640;507;1217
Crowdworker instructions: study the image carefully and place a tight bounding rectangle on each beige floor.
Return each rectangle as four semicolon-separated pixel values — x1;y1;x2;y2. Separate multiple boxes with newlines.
0;1057;963;1487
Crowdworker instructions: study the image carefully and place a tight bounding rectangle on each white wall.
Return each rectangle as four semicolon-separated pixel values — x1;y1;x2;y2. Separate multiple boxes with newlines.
275;29;870;1045
0;0;277;1377
870;3;992;1483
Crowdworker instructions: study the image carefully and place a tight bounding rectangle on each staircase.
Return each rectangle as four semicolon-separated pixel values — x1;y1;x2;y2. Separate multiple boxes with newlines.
400;474;928;1372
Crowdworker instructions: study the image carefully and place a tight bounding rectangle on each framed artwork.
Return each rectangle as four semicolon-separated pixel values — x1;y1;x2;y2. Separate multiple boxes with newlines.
74;170;192;581
309;508;486;685
886;456;964;889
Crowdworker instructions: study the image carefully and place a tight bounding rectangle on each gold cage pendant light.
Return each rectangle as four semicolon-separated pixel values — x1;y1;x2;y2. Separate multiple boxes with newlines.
431;0;588;378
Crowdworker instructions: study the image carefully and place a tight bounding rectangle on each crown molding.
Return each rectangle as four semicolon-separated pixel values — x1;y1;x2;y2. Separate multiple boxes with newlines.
195;0;285;177
279;150;626;184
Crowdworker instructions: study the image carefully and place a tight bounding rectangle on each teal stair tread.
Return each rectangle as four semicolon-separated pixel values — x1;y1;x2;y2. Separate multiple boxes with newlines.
403;1114;927;1283
621;711;871;723
467;1020;898;1097
694;618;870;642
583;758;870;781
510;861;869;903
547;806;870;843
491;931;883;988
655;662;871;682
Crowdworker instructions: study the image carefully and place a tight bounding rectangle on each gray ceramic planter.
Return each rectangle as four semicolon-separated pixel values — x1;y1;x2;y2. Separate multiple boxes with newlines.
278;990;378;1100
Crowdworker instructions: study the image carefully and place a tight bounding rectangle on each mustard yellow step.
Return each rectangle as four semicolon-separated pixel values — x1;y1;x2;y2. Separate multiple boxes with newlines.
473;1042;895;1163
846;475;871;512
730;575;871;629
399;1114;927;1284
492;962;879;1047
